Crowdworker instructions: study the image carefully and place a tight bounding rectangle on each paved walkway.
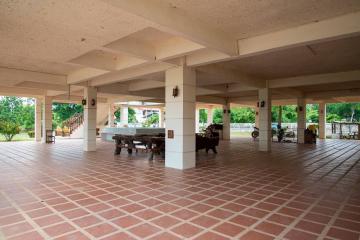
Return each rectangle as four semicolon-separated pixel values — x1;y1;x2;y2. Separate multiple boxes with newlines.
0;139;359;239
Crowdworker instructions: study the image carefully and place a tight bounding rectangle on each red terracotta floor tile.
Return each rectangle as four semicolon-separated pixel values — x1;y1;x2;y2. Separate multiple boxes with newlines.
191;215;220;228
1;139;359;240
284;229;318;240
151;215;181;228
43;222;76;237
128;223;161;238
171;223;203;238
241;230;275;240
112;215;141;228
326;227;360;240
85;223;117;238
101;232;135;240
149;232;182;240
7;230;43;240
255;221;285;235
213;222;245;237
194;231;229;240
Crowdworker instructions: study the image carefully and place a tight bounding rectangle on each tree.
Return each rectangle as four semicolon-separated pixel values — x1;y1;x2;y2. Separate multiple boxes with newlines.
114;107;137;123
52;103;83;128
0;121;21;141
0;96;23;123
213;108;223;124
143;114;159;127
199;109;207;123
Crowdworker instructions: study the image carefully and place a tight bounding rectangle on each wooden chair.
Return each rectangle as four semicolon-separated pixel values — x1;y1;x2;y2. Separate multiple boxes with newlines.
46;130;55;143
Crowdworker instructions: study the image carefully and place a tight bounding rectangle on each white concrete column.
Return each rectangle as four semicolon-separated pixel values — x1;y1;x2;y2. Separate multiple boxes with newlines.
297;98;306;144
159;108;165;128
278;106;282;127
319;102;326;139
195;108;200;133
120;105;128;126
165;65;196;170
207;107;213;126
254;105;259;128
258;88;271;151
41;96;52;143
222;102;231;140
108;103;115;127
83;87;97;151
35;98;42;142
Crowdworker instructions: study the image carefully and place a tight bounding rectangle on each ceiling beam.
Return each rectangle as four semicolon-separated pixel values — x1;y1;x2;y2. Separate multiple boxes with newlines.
306;89;360;99
197;65;265;88
103;38;155;61
238;11;360;57
269;70;360;88
0;85;46;97
67;67;109;84
90;62;172;86
0;67;67;86
101;0;238;56
272;88;304;98
128;80;164;92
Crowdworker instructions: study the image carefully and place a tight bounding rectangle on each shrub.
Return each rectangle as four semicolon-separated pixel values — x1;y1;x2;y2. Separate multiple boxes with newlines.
27;130;35;138
0;121;21;141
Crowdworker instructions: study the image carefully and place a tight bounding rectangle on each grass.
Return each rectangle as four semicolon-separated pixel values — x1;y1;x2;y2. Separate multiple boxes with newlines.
0;132;33;142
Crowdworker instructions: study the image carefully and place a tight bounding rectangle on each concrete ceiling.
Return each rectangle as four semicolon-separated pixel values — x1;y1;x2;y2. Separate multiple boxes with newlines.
161;0;360;38
221;35;360;79
0;0;360;106
0;0;148;74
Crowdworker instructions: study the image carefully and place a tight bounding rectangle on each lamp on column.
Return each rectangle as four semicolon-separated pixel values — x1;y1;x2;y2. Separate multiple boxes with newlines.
172;86;179;97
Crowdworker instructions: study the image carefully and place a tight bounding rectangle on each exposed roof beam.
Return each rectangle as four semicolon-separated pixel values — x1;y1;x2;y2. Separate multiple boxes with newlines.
272;88;304;98
101;0;238;56
128;80;164;92
196;96;226;105
197;65;265;88
103;38;155;61
269;70;360;88
16;81;69;92
0;85;45;97
97;83;129;95
238;11;360;57
90;62;172;86
306;89;360;99
0;67;66;86
67;67;109;84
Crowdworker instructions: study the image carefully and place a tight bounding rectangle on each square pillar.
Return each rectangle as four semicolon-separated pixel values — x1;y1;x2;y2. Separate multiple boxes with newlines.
83;87;97;151
207;107;213;126
120;105;128;126
108;103;115;127
35;98;42;142
165;66;196;170
222;102;231;140
319;102;326;139
41;96;52;143
254;106;259;128
195;108;200;133
278;106;282;127
258;88;271;151
159;108;165;128
297;98;306;143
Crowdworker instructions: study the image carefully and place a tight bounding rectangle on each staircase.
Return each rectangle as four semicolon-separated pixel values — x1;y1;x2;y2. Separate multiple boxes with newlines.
63;112;84;135
60;103;112;138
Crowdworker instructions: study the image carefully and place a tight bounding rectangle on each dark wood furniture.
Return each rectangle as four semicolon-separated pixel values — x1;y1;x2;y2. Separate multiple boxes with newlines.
45;130;55;143
196;125;220;153
113;134;165;160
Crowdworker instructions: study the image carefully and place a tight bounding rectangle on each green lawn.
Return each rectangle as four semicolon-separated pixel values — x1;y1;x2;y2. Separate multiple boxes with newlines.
0;132;33;142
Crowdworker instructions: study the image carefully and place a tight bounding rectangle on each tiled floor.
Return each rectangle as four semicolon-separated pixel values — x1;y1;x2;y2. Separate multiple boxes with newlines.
0;138;359;240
